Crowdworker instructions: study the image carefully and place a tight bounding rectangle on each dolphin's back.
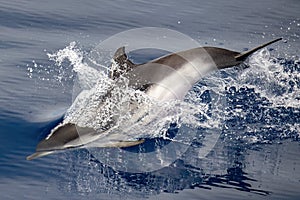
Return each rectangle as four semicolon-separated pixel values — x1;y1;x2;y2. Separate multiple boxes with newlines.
122;47;232;101
154;46;241;69
202;47;240;69
121;38;282;101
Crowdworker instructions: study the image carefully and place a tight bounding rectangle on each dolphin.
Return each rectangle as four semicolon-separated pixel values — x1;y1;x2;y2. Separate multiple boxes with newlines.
27;38;282;160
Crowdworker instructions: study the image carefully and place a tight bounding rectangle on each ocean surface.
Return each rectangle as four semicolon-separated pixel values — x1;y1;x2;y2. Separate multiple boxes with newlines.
0;0;300;199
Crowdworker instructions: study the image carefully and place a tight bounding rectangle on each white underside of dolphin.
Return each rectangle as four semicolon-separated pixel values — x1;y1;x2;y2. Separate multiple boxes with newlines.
27;38;282;160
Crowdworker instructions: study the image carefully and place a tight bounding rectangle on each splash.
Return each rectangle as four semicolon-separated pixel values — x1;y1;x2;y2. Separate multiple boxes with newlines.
47;42;223;141
220;49;300;145
239;49;299;107
44;40;299;174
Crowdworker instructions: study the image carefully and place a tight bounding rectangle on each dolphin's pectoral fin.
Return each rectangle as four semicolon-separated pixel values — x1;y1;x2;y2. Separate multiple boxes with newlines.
27;140;145;160
110;46;136;79
104;139;145;148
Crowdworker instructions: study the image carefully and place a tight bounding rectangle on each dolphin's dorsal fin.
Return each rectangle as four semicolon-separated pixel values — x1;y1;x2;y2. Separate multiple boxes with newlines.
235;38;282;61
110;46;136;79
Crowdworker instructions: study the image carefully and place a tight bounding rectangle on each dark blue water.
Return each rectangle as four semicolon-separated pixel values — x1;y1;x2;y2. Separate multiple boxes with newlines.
1;0;300;199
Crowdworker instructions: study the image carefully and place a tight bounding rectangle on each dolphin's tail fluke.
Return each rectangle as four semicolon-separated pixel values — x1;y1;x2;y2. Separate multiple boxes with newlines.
235;38;282;61
26;151;54;160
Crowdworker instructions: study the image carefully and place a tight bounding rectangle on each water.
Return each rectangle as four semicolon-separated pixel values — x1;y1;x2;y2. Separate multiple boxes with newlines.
0;0;299;199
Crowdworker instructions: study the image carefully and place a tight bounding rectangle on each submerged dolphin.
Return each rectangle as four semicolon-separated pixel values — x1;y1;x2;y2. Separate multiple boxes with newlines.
27;38;282;160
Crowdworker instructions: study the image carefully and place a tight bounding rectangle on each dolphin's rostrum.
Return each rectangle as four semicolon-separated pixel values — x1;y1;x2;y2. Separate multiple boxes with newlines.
27;38;282;160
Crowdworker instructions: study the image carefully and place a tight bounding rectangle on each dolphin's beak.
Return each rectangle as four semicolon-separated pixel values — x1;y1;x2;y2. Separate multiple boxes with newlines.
26;151;54;160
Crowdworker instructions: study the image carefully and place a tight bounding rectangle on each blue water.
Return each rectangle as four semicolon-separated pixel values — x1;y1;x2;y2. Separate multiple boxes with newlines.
1;0;300;199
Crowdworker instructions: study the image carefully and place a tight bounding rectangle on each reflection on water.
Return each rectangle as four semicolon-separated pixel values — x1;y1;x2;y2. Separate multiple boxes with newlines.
1;115;298;200
54;137;300;199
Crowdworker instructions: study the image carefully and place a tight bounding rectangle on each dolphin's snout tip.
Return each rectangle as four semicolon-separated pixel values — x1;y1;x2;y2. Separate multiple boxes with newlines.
26;152;40;160
26;154;35;161
26;151;54;161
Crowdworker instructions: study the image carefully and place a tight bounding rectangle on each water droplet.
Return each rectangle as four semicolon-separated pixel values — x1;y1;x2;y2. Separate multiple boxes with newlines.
27;67;33;73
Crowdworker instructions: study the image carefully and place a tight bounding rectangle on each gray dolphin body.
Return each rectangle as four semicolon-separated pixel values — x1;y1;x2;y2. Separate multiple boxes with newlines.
27;38;282;160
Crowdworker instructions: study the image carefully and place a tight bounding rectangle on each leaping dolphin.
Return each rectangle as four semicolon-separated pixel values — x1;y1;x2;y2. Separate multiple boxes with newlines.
27;38;282;160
